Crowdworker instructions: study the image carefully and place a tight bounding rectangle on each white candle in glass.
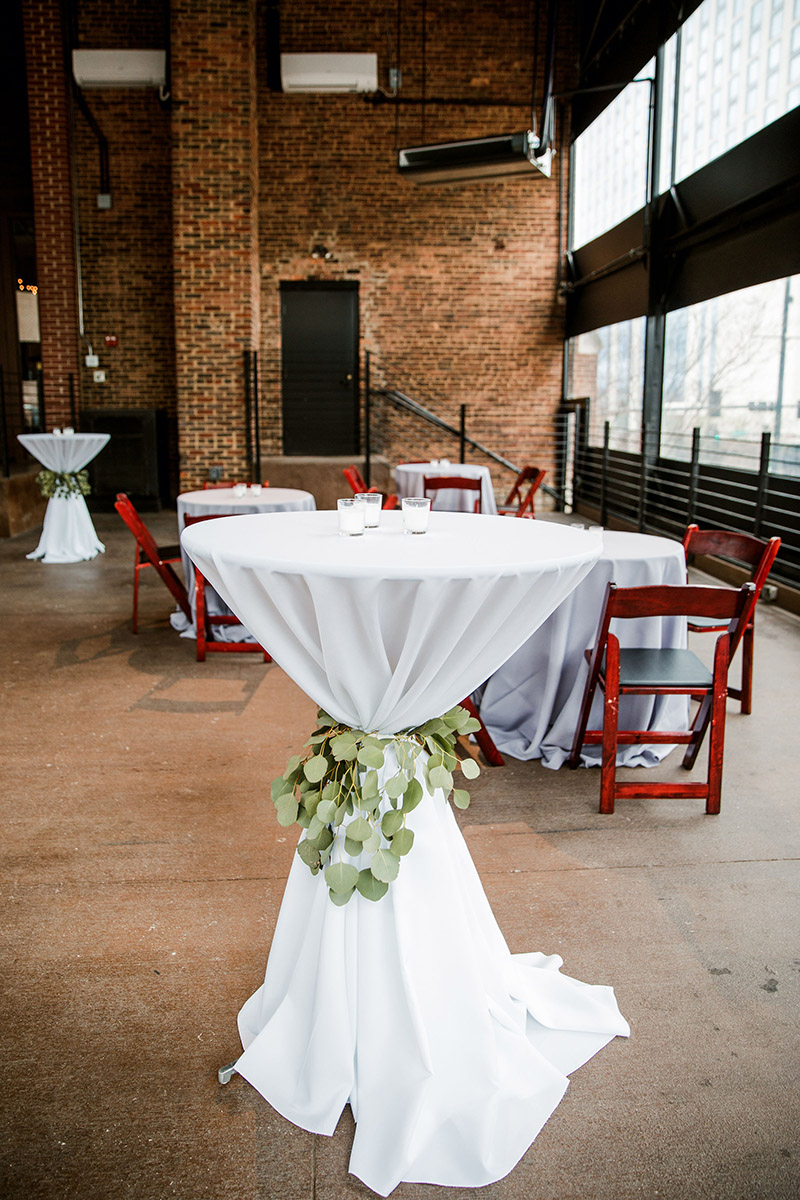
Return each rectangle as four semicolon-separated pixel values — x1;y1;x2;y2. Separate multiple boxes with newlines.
62;426;75;436
249;483;262;496
402;496;431;534
354;492;382;527
52;427;62;436
338;498;365;536
233;483;247;497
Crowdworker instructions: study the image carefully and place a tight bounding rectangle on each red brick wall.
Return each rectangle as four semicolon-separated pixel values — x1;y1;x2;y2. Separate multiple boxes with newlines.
22;0;80;428
171;0;260;491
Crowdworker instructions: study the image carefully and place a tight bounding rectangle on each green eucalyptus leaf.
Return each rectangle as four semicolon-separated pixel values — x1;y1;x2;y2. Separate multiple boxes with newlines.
459;757;481;780
460;717;482;734
302;790;321;815
346;815;373;842
282;754;302;779
315;798;337;824
391;826;415;856
321;780;339;801
370;847;400;883
452;788;471;809
357;745;385;769
357;869;389;902
306;814;324;840
344;835;364;858
325;861;360;894
428;764;453;792
304;754;329;783
316;710;336;728
296;808;311;828
329;886;356;906
334;803;348;827
362;827;382;854
442;707;465;728
307;824;334;851
305;731;328;745
275;794;299;827
385;774;408;799
361;770;379;799
271;776;292;802
402;778;423;811
381;809;404;838
297;838;321;868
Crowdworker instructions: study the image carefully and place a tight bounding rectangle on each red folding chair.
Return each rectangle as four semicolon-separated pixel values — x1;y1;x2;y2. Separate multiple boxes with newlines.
183;513;271;663
423;475;482;513
497;465;546;518
567;581;756;814
682;525;780;714
343;466;398;509
114;493;191;633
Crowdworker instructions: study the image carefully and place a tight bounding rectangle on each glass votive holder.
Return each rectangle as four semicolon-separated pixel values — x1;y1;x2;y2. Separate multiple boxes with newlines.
249;483;262;496
233;483;247;497
52;427;62;436
338;497;365;536
402;496;431;534
62;426;75;436
354;492;382;527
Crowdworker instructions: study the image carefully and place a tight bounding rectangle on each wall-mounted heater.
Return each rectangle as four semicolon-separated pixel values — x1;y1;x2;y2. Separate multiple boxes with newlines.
280;53;378;93
398;131;553;184
72;49;166;88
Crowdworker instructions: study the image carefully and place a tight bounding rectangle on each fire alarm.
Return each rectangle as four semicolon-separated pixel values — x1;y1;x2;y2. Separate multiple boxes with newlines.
104;334;118;348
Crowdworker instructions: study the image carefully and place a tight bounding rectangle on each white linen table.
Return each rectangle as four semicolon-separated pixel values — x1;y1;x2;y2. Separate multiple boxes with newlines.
181;510;630;1196
475;529;689;768
172;486;316;639
18;432;110;563
395;460;497;514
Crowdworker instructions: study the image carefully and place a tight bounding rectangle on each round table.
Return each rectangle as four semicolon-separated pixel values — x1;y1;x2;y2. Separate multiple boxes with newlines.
394;461;497;515
475;529;689;768
172;487;316;639
181;510;629;1196
18;432;110;563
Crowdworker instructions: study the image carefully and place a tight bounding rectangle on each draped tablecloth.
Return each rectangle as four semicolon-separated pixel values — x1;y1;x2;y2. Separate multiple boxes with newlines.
18;432;110;563
395;460;497;515
171;486;316;639
181;511;630;1196
475;530;689;768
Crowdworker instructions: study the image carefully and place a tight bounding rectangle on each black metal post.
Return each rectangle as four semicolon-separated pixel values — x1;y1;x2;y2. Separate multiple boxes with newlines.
600;420;610;526
754;430;771;537
252;351;261;483
68;373;77;430
243;349;253;481
37;365;45;432
364;350;371;487
0;367;8;478
687;426;700;526
459;404;466;463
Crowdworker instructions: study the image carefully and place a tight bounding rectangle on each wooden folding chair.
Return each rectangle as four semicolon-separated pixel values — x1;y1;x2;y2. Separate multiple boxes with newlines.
183;513;271;663
114;492;191;633
497;465;546;518
682;524;780;714
423;475;482;513
343;466;398;509
567;581;756;814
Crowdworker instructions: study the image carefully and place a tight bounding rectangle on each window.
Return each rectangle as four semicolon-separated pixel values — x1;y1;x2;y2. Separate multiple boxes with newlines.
661;274;800;463
567;318;647;451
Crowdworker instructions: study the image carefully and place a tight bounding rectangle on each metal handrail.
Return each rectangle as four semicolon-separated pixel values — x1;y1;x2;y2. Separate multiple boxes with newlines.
375;387;521;475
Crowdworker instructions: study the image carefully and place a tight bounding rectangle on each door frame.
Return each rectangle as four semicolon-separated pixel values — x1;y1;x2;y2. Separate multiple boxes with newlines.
279;279;360;455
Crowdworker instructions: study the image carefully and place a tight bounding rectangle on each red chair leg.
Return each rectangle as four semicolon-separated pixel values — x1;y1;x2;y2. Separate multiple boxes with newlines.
132;556;140;634
195;567;207;662
739;623;754;715
705;637;730;814
599;638;620;814
461;696;504;767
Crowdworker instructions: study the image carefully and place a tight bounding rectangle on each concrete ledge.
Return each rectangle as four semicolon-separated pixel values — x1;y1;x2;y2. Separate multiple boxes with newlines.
259;455;395;512
0;469;46;538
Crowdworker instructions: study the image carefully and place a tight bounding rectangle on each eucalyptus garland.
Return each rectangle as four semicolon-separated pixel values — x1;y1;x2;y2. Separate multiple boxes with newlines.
36;468;91;499
271;705;483;905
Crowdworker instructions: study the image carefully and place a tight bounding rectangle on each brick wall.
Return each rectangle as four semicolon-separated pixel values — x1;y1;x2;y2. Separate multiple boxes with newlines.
22;0;80;428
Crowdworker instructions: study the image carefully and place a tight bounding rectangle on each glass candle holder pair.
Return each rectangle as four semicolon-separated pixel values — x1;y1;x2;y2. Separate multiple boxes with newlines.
338;492;383;536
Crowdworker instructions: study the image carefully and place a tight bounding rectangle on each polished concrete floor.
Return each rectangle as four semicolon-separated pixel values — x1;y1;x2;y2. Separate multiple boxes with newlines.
1;510;799;1200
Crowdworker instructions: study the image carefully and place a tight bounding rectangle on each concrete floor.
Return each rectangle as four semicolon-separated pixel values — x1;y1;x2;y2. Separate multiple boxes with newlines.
1;509;799;1200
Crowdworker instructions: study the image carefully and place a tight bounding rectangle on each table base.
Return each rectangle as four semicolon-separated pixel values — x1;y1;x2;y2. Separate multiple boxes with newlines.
27;493;105;564
231;788;629;1196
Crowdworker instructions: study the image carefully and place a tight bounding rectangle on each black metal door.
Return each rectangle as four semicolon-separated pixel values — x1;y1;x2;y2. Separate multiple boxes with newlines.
280;281;359;455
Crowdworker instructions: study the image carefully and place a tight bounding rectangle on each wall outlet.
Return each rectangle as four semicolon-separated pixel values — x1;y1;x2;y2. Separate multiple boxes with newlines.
93;369;106;383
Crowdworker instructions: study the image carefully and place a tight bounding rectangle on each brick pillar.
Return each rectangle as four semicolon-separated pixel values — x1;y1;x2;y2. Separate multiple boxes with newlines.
22;0;81;428
171;0;260;491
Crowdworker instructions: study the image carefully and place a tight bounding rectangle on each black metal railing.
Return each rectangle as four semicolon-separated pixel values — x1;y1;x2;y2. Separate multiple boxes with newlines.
0;366;46;477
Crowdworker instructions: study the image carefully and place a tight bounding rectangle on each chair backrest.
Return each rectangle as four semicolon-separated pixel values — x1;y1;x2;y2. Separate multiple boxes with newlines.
504;465;546;515
591;581;757;673
682;525;781;597
423;474;482;513
343;465;367;495
114;492;162;566
183;512;240;528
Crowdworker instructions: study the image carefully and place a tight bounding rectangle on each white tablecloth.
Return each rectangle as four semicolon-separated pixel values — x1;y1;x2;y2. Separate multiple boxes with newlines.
18;432;110;563
395;460;497;515
182;511;630;1196
171;487;316;639
475;530;689;768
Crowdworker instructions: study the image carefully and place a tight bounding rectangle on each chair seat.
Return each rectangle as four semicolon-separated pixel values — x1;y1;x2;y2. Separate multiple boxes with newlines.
687;614;729;631
614;647;713;690
138;542;181;564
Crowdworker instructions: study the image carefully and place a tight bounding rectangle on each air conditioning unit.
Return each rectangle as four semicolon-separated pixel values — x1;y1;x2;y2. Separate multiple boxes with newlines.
72;49;167;89
398;131;553;184
280;53;377;94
